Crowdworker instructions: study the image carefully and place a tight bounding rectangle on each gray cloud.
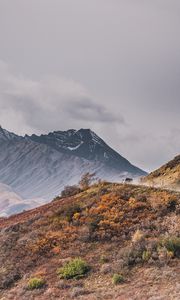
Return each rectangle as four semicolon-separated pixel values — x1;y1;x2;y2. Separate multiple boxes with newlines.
65;99;124;124
0;0;180;171
0;61;123;134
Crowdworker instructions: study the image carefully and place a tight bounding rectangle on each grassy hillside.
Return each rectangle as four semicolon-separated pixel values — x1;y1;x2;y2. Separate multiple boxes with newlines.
0;182;180;299
142;155;180;190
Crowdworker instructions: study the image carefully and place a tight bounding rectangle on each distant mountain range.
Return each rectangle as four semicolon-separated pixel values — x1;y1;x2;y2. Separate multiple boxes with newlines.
0;126;146;215
0;182;44;217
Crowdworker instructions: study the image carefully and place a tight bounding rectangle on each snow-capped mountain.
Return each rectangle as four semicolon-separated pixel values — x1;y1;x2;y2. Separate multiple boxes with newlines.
29;128;145;174
0;127;146;215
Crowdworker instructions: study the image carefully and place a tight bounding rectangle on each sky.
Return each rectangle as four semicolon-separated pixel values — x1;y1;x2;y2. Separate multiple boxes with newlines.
0;0;180;172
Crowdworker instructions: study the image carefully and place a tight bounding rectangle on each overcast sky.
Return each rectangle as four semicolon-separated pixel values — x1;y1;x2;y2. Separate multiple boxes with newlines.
0;0;180;172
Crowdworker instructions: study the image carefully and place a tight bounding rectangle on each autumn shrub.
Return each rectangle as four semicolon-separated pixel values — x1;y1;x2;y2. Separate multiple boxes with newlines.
57;258;90;279
53;195;60;201
112;274;125;285
53;203;81;223
120;234;147;266
149;191;178;212
161;215;180;236
87;215;102;233
127;248;144;265
160;237;180;258
117;190;131;201
27;277;45;290
64;204;81;223
132;230;144;244
136;194;147;202
79;172;96;190
61;185;81;198
29;237;54;254
98;188;108;196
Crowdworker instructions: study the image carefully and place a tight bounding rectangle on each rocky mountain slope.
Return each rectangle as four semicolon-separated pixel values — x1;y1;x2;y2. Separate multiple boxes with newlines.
29;128;145;174
0;126;21;141
0;127;146;212
0;182;179;299
141;155;180;190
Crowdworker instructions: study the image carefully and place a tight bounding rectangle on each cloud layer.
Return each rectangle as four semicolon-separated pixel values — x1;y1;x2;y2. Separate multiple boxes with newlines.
0;61;123;135
0;0;180;171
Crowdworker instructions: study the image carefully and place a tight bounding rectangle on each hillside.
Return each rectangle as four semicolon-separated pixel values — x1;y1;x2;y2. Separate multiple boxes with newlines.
0;182;179;299
141;155;180;190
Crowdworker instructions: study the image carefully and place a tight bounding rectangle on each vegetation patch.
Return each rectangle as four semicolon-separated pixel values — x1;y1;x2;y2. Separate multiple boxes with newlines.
57;258;90;279
99;254;109;264
53;203;82;224
112;274;125;285
142;250;151;262
61;185;81;198
160;237;180;258
27;277;46;290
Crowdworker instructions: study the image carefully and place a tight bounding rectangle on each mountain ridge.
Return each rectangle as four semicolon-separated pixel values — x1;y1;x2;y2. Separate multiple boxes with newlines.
0;126;22;141
28;128;145;175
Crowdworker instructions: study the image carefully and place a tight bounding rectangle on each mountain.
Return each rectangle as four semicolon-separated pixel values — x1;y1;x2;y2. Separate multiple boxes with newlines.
0;182;23;216
0;127;146;215
28;128;145;175
0;126;21;141
0;137;105;199
0;182;179;299
0;182;45;217
141;155;180;190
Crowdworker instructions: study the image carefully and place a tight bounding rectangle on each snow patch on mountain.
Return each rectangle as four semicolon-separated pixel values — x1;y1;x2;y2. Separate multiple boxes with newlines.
67;141;84;151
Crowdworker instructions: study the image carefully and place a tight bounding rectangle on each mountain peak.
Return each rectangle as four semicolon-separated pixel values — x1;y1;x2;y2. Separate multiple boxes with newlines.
52;129;76;136
75;128;104;145
28;128;146;175
0;126;20;141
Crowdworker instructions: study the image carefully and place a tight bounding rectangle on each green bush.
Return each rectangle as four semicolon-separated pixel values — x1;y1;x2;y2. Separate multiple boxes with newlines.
100;255;109;264
142;250;151;262
57;258;90;279
27;277;45;290
160;237;180;257
112;274;125;285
